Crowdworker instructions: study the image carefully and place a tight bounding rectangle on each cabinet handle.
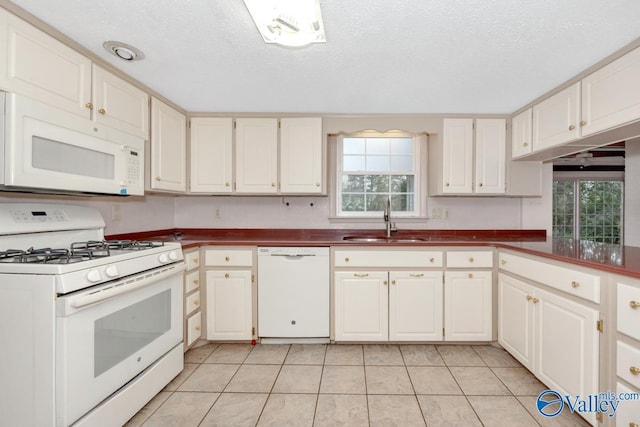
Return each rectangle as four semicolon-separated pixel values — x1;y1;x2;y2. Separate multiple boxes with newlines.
629;423;639;427
580;120;587;126
98;108;106;115
353;273;368;277
630;366;640;376
569;125;576;131
345;257;350;263
224;273;230;278
195;325;201;331
469;257;474;263
526;295;533;301
501;259;507;265
468;273;474;279
85;102;94;110
391;280;396;286
630;300;640;309
571;281;580;288
523;142;529;147
193;299;200;306
383;280;388;286
410;273;424;278
532;297;539;304
225;256;230;261
429;257;435;263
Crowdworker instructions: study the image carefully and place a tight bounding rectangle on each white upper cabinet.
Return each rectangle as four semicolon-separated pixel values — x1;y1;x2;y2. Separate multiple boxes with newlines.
235;118;279;194
511;108;532;158
532;82;581;151
150;97;187;192
279;117;323;194
0;8;91;118
92;65;149;139
441;118;474;194
474;118;505;194
581;46;640;136
189;117;233;193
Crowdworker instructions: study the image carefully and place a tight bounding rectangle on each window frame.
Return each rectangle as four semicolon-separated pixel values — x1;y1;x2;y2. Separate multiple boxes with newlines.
335;131;422;218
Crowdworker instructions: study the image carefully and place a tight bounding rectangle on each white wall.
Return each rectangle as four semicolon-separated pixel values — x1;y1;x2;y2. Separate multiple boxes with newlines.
625;138;640;246
521;162;553;235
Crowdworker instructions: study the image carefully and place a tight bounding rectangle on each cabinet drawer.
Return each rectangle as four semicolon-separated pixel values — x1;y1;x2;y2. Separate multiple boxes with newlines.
616;381;640;427
499;252;600;303
618;282;640;340
185;290;201;316
184;250;200;270
617;341;640;389
447;251;493;268
184;270;200;294
334;250;443;268
206;249;253;267
186;311;202;347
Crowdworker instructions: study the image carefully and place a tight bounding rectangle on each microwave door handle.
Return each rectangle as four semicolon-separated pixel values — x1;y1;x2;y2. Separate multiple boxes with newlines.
69;262;186;309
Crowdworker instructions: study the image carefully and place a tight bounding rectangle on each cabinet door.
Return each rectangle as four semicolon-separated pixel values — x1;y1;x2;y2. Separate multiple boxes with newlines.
206;270;253;340
535;288;599;425
445;271;492;341
189;117;233;193
150;97;187;192
334;271;388;341
389;271;443;341
0;8;91;118
474;119;505;194
498;274;534;369
235;118;278;194
280;117;323;194
511;109;532;158
92;65;149;138
582;46;640;136
532;83;581;151
441;118;473;194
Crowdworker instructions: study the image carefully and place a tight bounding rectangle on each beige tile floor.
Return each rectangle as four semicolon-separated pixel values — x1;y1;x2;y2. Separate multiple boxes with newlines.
125;342;590;427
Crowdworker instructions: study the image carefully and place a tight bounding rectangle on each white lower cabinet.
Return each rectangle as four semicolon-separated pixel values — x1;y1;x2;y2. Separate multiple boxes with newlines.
498;273;599;425
334;270;443;342
444;271;492;341
206;270;253;340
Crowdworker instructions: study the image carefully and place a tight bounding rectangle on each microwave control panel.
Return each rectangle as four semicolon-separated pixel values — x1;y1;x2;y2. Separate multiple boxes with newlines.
126;149;141;186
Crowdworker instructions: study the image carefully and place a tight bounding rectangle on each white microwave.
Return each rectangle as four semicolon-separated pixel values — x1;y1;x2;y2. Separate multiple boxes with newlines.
0;92;144;196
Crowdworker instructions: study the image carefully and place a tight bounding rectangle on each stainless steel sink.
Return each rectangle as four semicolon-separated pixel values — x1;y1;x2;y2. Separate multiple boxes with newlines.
342;236;428;243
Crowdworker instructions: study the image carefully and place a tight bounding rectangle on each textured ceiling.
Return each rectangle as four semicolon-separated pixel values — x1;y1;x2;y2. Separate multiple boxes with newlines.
7;0;640;114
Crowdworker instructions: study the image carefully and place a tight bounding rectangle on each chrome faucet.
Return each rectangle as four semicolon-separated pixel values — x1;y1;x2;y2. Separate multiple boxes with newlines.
384;198;397;237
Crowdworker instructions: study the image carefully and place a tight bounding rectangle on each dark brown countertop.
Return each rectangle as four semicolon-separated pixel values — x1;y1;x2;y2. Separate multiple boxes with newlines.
106;228;640;279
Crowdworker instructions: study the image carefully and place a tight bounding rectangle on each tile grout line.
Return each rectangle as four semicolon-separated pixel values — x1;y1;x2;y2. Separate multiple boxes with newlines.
399;345;429;427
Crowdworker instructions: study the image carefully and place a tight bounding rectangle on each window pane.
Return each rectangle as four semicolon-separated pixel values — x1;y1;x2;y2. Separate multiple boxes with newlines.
366;156;390;172
552;181;575;239
342;194;365;212
579;181;623;244
343;138;365;154
391;193;414;212
390;138;413;155
341;175;365;192
365;175;389;193
366;138;389;155
343;155;365;171
390;155;413;171
390;175;414;193
366;194;388;212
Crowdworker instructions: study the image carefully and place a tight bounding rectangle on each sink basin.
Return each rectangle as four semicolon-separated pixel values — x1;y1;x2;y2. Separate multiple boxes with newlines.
342;236;428;243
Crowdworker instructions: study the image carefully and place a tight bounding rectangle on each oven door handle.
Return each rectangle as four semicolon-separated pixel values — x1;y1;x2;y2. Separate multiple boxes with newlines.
69;262;186;309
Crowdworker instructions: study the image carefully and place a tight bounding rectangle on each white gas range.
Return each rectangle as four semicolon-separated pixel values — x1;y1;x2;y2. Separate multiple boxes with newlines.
0;203;186;427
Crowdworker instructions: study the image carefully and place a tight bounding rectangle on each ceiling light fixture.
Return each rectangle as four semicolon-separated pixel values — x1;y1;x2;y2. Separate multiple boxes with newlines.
242;0;326;47
103;41;145;61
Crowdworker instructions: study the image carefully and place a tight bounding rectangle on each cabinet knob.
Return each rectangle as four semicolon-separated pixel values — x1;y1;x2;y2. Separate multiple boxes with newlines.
445;183;450;187
98;108;106;115
155;176;161;181
271;182;276;187
523;142;529;147
630;423;640;427
532;297;539;304
468;273;474;279
316;182;320;187
194;257;199;264
391;280;396;286
571;281;580;288
195;325;201;331
345;257;350;263
193;299;200;306
193;279;199;285
225;182;230;187
501;259;507;265
383;280;388;286
429;257;434;263
85;102;94;110
526;295;533;301
580;120;587;126
569;125;576;131
224;273;230;278
469;257;474;263
630;300;640;309
478;183;483;187
630;366;640;376
225;256;230;261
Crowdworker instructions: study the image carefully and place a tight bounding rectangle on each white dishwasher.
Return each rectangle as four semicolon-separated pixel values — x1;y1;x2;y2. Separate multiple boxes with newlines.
258;247;330;341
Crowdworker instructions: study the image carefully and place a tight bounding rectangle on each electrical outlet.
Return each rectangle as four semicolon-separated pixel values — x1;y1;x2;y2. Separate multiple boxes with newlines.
215;208;222;219
431;208;442;219
443;208;449;219
111;205;121;221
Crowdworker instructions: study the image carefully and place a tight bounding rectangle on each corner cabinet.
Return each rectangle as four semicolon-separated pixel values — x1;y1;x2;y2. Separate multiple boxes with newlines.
431;118;506;195
149;97;187;192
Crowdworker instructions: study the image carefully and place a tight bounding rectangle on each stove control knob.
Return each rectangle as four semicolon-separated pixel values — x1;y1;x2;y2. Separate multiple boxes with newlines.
87;269;102;283
105;265;119;278
168;251;179;261
158;253;169;263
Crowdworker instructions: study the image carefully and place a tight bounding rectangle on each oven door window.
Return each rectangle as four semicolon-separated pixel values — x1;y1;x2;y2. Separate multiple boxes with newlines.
94;289;171;377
